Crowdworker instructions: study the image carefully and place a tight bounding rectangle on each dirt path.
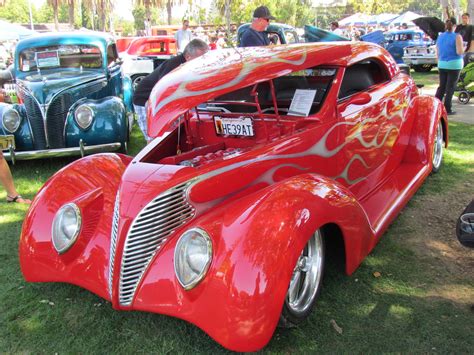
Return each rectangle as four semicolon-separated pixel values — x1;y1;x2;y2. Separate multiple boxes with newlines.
399;180;474;306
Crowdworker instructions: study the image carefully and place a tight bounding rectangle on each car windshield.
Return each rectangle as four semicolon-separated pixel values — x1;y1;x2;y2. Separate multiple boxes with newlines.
19;44;103;72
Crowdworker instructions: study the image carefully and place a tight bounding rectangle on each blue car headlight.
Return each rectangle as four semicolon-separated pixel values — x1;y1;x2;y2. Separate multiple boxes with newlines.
174;228;212;290
74;104;94;130
2;108;21;133
51;203;82;254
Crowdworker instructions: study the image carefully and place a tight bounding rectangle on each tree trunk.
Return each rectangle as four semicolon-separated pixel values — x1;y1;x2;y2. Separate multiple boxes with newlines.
167;0;172;26
69;0;75;29
224;0;231;34
468;0;474;18
54;0;59;30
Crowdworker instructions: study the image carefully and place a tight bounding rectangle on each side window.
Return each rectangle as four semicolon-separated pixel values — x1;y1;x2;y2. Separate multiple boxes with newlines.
338;59;390;99
268;33;281;45
107;43;118;66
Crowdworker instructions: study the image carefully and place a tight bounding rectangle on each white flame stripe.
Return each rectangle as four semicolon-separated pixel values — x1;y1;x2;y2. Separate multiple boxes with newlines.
118;181;195;306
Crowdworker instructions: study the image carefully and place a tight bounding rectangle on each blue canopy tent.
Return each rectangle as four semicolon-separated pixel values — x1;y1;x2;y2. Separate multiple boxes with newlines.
338;13;371;27
389;11;421;27
0;20;37;42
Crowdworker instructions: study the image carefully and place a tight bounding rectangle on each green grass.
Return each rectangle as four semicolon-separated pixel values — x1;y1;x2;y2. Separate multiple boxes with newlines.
411;69;439;90
1;123;473;353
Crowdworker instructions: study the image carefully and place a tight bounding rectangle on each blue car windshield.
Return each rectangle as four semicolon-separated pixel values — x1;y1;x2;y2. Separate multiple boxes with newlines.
19;44;102;72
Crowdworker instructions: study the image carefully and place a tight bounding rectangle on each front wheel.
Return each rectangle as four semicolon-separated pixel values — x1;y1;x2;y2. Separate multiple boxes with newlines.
279;229;325;327
432;121;444;173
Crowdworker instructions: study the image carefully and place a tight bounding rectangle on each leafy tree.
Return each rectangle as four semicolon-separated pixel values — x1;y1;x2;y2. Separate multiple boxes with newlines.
0;0;32;23
132;4;146;30
34;3;54;24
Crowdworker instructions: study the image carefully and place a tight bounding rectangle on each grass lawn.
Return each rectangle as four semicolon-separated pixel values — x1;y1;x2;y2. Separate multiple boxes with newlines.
1;118;473;352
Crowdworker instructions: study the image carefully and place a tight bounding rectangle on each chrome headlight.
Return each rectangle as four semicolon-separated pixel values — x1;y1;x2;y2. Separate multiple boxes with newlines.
51;203;81;254
74;104;94;130
174;228;212;290
2;108;20;133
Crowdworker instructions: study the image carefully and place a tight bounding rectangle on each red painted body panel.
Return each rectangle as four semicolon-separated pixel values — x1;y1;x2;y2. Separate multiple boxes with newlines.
19;42;447;352
122;36;176;56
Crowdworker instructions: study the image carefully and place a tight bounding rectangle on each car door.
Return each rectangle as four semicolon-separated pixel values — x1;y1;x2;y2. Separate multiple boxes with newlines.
336;59;409;197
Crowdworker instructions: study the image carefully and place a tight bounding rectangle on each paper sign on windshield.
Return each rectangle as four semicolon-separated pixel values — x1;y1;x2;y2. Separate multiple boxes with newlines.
288;89;317;117
36;50;60;68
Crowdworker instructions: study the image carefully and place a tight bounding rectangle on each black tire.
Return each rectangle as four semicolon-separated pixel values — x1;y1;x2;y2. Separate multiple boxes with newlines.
279;229;325;327
131;74;146;89
458;91;470;105
413;64;433;73
431;121;444;173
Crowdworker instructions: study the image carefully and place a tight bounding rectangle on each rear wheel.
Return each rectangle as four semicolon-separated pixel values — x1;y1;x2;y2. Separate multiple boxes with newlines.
413;64;433;72
279;229;325;327
432;121;444;173
458;91;470;105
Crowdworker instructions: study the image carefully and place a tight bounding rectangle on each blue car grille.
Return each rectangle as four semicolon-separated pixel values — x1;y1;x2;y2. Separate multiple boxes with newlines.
19;81;105;149
18;89;46;150
118;181;195;306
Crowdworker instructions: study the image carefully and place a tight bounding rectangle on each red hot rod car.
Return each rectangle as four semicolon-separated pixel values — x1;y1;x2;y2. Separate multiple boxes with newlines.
20;42;447;351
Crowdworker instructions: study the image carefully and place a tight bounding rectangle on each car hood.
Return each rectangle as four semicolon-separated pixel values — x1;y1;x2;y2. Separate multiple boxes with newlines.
16;70;106;104
413;17;445;41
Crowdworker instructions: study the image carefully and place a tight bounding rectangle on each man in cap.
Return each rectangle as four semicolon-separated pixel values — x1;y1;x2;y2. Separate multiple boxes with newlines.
239;6;275;47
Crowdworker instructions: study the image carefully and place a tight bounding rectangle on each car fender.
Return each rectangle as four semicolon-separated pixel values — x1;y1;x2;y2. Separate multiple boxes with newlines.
19;153;132;300
134;173;374;352
0;102;34;150
65;97;128;147
121;74;134;113
403;94;448;166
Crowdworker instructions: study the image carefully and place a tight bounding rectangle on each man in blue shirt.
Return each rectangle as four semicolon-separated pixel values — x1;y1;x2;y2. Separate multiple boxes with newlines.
239;6;275;47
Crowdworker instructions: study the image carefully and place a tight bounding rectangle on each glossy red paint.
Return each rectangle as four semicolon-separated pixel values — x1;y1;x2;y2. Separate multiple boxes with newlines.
20;42;447;352
121;36;176;57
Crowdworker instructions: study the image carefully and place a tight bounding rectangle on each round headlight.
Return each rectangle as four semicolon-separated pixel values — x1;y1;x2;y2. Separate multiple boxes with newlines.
51;203;81;254
174;228;212;290
74;105;94;130
2;108;20;133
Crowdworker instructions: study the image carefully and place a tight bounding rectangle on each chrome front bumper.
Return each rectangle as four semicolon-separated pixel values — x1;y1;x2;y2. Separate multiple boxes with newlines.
402;56;437;66
3;140;122;163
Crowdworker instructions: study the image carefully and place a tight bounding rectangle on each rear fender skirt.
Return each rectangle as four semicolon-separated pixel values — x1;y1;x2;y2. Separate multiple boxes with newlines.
403;95;448;166
19;153;132;300
133;173;374;352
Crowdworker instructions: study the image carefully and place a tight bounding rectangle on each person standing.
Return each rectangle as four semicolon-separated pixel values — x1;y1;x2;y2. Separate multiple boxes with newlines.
330;21;344;36
239;6;275;47
455;13;473;65
435;18;464;115
132;39;209;141
0;152;31;204
175;20;193;53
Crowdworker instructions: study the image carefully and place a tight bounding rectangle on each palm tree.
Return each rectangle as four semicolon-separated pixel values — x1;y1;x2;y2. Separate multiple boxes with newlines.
68;0;75;29
47;0;60;30
135;0;185;26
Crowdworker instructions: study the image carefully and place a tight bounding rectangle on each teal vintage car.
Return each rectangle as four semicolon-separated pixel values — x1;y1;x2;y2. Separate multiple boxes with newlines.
0;32;134;162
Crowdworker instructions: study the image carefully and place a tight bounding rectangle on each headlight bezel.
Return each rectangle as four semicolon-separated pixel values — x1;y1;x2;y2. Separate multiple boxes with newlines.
174;227;213;290
2;108;21;133
74;104;94;130
51;203;82;254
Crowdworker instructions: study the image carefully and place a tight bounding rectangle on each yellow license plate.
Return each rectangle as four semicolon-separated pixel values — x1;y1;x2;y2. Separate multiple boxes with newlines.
0;135;15;150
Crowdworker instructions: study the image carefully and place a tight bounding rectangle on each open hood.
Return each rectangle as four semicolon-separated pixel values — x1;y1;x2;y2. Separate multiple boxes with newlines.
413;17;445;41
304;25;350;42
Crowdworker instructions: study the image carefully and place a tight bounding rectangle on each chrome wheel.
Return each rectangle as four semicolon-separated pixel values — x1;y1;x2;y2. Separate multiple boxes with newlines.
432;121;443;173
281;229;324;325
132;75;146;89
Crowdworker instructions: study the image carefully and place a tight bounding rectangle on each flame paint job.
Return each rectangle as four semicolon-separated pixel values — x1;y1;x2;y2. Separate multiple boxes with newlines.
20;42;447;352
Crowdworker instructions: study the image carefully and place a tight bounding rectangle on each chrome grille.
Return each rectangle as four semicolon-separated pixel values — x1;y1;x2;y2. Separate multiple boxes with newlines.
119;181;195;306
18;88;46;150
47;93;73;148
108;193;120;299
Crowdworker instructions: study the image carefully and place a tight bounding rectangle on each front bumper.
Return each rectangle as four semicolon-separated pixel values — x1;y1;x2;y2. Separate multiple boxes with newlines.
403;56;437;66
3;140;122;163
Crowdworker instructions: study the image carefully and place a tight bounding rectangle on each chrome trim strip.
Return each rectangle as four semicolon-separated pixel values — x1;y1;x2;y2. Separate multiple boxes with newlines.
2;142;122;161
108;193;120;299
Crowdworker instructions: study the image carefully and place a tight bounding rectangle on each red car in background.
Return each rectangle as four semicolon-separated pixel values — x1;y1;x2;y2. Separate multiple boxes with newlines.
20;42;447;351
119;36;176;87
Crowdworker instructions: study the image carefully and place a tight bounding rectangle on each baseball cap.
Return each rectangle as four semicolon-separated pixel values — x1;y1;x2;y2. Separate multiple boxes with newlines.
253;6;275;20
